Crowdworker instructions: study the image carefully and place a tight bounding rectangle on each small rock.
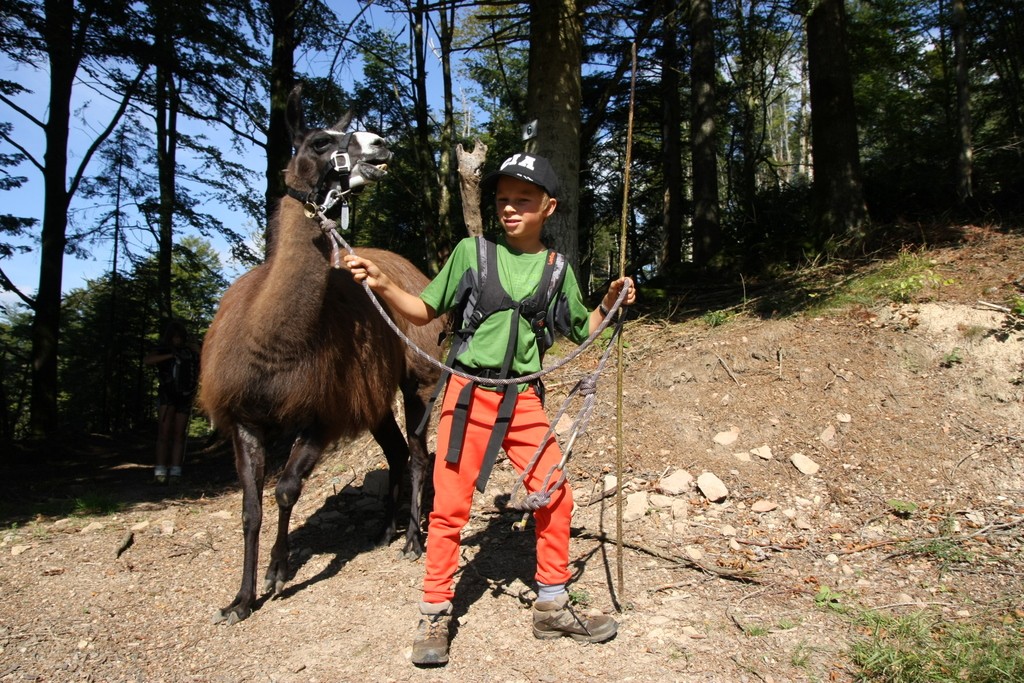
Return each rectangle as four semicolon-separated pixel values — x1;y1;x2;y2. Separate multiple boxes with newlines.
11;545;30;556
684;546;704;561
825;553;839;564
80;522;104;534
836;413;852;423
622;491;649;522
602;474;618;495
696;472;729;502
713;428;739;446
681;625;705;638
649;494;675;509
659;469;693;495
751;500;778;513
720;524;737;537
819;424;836;443
130;520;151;531
733;452;751;462
791;453;820;475
210;510;232;520
554;413;573;435
750;445;773;460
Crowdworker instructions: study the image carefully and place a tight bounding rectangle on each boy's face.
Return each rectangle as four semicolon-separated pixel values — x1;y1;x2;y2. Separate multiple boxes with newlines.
494;176;557;251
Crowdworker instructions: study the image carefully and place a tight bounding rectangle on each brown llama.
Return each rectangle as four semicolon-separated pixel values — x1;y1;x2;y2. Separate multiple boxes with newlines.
200;88;443;625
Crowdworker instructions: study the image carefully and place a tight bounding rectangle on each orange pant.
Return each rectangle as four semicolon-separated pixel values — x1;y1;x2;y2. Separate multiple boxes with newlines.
422;374;574;604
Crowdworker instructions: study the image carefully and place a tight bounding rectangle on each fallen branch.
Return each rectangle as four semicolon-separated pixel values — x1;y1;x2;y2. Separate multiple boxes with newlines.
716;355;741;385
577;530;763;584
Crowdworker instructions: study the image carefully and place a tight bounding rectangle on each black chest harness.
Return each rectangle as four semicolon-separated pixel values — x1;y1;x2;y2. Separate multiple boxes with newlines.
416;237;567;492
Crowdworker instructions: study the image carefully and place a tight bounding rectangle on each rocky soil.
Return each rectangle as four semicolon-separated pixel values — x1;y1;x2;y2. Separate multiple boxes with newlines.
1;224;1023;682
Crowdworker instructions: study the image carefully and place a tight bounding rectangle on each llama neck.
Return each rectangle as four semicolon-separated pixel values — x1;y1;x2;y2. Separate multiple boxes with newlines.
254;199;337;327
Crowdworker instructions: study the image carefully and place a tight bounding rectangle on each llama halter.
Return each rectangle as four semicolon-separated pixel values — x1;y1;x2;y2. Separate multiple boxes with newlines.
286;132;391;221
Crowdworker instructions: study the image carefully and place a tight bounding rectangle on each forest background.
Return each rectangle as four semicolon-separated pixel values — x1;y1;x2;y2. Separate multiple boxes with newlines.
0;0;1020;442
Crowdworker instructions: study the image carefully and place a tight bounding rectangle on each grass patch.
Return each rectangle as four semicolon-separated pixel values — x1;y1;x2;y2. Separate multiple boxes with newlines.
812;585;1024;681
849;610;1024;682
701;309;733;327
808;249;954;315
72;493;122;517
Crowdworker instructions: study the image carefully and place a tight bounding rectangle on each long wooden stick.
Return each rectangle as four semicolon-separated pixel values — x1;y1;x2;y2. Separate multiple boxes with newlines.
615;42;638;601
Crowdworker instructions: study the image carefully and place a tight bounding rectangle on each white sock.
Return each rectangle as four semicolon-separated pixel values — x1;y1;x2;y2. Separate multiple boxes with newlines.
154;466;168;476
169;466;182;477
537;583;566;602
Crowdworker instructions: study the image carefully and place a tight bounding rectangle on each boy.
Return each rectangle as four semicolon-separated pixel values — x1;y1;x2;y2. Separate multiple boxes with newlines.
344;153;635;666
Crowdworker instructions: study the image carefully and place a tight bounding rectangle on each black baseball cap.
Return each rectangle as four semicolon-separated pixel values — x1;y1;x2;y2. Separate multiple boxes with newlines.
480;153;560;198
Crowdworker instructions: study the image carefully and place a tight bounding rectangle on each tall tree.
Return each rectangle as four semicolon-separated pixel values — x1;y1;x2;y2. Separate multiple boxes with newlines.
690;0;721;268
265;0;299;249
951;0;972;204
660;0;685;274
1;0;146;436
526;0;584;267
802;0;869;250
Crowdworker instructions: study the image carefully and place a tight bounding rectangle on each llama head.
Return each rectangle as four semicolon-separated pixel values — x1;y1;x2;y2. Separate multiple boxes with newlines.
284;86;392;214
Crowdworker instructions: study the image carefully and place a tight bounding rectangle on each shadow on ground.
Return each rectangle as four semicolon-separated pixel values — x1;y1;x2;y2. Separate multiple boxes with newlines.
0;432;238;524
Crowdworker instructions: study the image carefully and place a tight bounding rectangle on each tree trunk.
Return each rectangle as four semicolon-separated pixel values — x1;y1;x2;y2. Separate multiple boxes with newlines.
435;3;457;266
29;0;77;437
660;0;684;274
457;141;488;237
154;30;179;321
952;0;973;204
265;0;298;256
412;0;441;273
805;0;869;249
527;0;583;270
690;0;721;268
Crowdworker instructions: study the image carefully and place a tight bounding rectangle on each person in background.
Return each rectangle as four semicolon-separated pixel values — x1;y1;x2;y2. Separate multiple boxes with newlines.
144;319;200;485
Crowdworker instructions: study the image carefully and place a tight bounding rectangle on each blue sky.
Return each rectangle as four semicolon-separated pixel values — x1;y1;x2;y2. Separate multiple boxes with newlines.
0;1;454;313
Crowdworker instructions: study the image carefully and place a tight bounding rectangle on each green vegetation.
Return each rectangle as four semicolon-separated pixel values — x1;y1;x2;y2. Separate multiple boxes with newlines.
809;250;955;315
701;309;733;327
940;348;963;368
72;493;122;517
849;611;1024;682
887;499;919;518
812;585;1024;681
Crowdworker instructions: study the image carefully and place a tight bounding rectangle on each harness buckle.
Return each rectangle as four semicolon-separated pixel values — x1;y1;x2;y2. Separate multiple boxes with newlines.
331;150;352;175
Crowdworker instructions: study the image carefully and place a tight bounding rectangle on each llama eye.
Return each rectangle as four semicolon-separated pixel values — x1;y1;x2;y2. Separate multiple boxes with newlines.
311;135;333;154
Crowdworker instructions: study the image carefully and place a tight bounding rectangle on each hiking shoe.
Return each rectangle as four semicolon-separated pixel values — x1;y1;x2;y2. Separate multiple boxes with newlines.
411;602;451;666
533;593;617;643
152;474;168;486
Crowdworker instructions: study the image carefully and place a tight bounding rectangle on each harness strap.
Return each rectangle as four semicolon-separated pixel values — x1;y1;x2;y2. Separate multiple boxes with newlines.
420;237;565;492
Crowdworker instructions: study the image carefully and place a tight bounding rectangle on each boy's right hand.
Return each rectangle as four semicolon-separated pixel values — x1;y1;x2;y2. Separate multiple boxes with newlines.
343;254;388;291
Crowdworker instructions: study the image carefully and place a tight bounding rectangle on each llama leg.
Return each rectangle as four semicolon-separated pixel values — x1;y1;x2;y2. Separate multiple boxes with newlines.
370;411;409;551
400;380;432;559
214;424;267;625
266;428;324;595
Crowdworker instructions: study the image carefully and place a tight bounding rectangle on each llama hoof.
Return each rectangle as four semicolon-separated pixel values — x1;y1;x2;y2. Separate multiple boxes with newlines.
398;539;424;560
211;605;250;625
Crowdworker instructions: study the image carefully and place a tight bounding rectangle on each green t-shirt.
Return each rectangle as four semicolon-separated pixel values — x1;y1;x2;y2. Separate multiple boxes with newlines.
420;237;591;380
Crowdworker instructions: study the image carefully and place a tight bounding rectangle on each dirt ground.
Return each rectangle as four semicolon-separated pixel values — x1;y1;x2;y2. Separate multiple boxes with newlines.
1;224;1023;683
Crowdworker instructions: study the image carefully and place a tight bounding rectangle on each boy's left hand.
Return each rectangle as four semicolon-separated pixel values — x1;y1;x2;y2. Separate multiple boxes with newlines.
603;277;636;310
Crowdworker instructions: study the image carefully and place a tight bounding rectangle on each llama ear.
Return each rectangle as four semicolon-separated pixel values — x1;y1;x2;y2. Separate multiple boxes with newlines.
332;110;354;132
286;86;308;145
